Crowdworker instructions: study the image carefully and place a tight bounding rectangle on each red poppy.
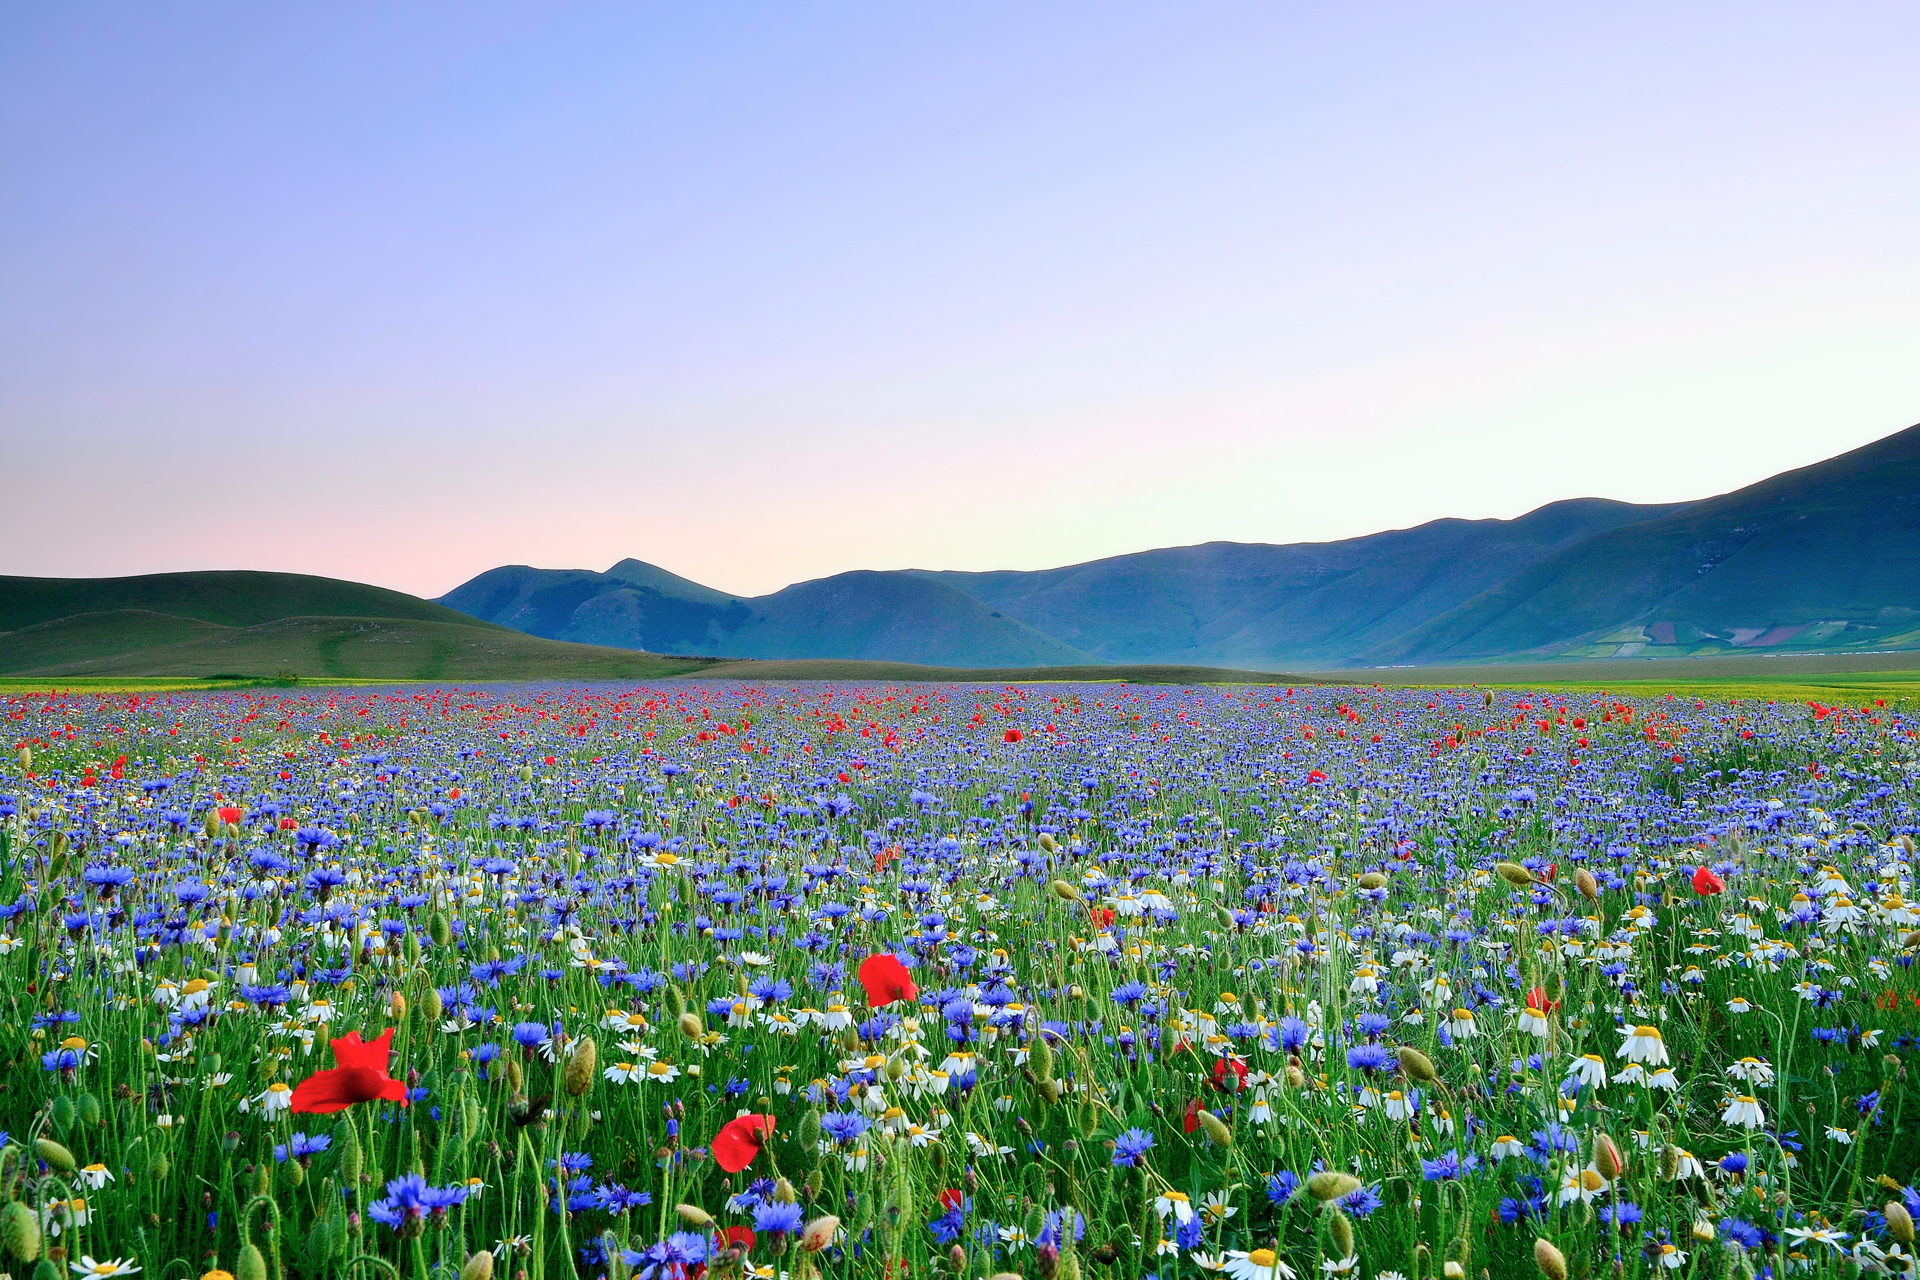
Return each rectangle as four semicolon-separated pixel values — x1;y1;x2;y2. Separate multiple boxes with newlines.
1004;729;1022;743
715;1226;756;1253
1090;907;1116;927
217;806;243;826
937;1188;965;1211
1182;1097;1202;1133
1691;865;1725;896
857;953;918;1008
711;1114;775;1173
1212;1057;1249;1093
290;1028;409;1114
1525;987;1560;1014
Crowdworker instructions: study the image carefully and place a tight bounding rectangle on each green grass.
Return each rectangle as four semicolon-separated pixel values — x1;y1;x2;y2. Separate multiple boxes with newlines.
0;614;720;682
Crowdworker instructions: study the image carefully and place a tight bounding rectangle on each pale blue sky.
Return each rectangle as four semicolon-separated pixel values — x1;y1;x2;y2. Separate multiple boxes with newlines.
2;4;1916;597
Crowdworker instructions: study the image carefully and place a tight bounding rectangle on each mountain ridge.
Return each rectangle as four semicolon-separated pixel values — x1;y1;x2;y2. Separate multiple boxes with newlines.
437;422;1920;667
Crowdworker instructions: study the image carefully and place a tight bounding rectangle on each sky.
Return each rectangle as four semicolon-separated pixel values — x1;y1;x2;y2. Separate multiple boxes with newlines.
2;4;1917;600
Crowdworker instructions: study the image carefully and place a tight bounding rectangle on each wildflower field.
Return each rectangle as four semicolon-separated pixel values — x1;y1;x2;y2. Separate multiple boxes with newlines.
2;681;1918;1280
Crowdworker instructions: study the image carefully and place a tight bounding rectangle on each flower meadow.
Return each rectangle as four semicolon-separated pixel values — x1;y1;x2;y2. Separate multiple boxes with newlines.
0;681;1918;1280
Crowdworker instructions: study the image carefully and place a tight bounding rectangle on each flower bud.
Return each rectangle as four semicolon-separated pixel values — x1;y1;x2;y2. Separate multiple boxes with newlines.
1327;1207;1353;1258
34;1139;75;1173
1690;1219;1715;1243
1396;1047;1438;1083
674;1205;715;1228
564;1038;598;1097
1532;1239;1567;1280
1306;1171;1360;1202
1593;1133;1625;1181
1574;869;1599;901
237;1244;268;1280
800;1216;840;1253
1049;880;1084;902
1494;862;1534;888
2;1199;43;1261
678;1012;704;1042
1888;1201;1916;1245
459;1251;494;1280
1198;1110;1233;1146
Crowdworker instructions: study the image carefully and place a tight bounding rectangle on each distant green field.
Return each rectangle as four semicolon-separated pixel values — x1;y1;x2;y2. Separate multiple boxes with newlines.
0;612;720;684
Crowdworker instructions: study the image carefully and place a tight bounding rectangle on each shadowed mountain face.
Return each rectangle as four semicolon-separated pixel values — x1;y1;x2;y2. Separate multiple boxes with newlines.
439;564;1092;666
918;497;1680;665
1364;423;1920;663
439;423;1920;667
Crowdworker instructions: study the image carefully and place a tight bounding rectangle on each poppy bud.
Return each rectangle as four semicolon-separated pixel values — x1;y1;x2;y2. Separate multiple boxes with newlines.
1049;880;1084;902
460;1252;494;1280
237;1244;268;1280
1574;869;1599;901
1889;1201;1916;1245
422;988;445;1023
1306;1171;1360;1201
16;744;30;770
1532;1239;1567;1280
1357;872;1387;890
429;913;453;947
1594;1133;1625;1181
2;1199;43;1262
564;1038;597;1096
1494;862;1534;887
774;1177;797;1204
335;1117;362;1185
948;1245;967;1274
1197;1110;1233;1146
800;1216;840;1253
1031;1036;1054;1083
50;1097;75;1131
34;1139;75;1173
678;1012;704;1041
1327;1207;1353;1258
674;1204;714;1228
1396;1047;1438;1083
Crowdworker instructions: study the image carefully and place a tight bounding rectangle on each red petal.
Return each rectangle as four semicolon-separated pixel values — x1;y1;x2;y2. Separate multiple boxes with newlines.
858;954;916;1008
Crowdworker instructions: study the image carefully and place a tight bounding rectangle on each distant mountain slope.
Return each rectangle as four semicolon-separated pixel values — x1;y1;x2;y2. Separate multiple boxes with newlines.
439;562;1093;666
437;420;1920;669
0;570;490;632
1367;422;1920;663
922;497;1679;665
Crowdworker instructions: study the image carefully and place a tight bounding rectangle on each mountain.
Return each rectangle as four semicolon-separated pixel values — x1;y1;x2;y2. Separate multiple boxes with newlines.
1366;422;1920;663
440;564;1094;666
919;497;1679;666
440;421;1920;668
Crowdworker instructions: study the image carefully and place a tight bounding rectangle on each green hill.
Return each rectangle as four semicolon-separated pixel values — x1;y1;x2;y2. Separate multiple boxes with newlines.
0;612;715;680
0;569;492;632
0;572;717;680
1368;422;1920;662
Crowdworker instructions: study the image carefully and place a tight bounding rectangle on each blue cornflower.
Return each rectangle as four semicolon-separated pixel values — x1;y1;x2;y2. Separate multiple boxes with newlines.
1112;1128;1155;1168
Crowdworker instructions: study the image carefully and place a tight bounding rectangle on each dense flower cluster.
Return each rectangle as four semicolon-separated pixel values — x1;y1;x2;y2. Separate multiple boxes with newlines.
0;680;1914;1279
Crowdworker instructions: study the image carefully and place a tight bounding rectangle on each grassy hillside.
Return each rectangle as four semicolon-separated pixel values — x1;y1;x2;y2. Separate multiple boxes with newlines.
0;570;495;632
2;613;717;680
1370;423;1920;663
927;497;1680;664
